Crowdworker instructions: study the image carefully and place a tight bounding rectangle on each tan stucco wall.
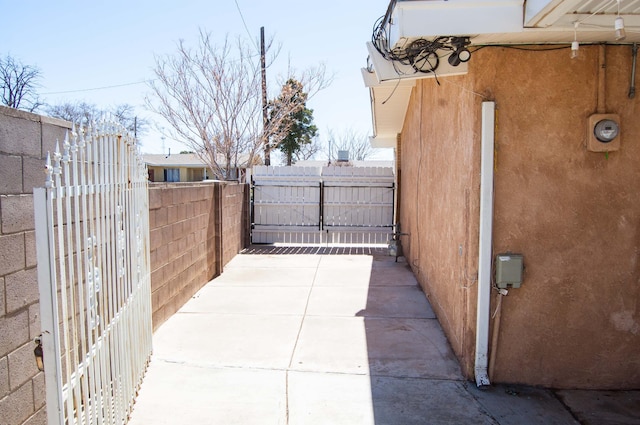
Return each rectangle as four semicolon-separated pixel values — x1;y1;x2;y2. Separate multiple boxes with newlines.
399;73;482;379
400;45;640;389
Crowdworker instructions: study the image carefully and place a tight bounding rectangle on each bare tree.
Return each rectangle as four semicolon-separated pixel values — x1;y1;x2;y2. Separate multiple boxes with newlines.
146;30;330;179
147;31;264;180
0;54;42;112
46;101;150;138
325;128;376;162
295;135;322;162
46;101;99;124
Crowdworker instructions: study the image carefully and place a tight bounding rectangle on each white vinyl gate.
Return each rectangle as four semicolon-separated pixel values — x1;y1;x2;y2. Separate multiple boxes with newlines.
252;165;395;245
34;121;153;425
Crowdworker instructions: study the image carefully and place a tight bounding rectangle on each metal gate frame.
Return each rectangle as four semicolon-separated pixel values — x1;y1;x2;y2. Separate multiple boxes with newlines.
34;121;153;425
251;166;395;245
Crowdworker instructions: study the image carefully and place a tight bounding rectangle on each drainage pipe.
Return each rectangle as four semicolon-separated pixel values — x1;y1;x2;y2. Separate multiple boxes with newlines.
475;101;495;388
629;43;637;99
597;44;606;114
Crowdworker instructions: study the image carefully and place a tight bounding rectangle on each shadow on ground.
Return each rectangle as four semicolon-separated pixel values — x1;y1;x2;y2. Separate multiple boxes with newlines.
129;246;639;425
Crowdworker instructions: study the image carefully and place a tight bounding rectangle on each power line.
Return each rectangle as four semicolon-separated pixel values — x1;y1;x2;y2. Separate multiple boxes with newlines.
41;79;152;95
234;0;259;52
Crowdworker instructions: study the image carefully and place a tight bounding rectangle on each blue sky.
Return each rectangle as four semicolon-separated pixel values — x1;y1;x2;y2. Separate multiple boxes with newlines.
2;0;392;159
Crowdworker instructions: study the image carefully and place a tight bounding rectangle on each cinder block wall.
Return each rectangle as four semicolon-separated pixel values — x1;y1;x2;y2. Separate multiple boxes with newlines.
0;106;70;425
148;181;249;330
221;183;250;266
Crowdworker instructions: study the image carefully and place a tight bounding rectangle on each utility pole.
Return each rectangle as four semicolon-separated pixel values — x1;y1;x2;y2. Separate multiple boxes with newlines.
261;26;270;165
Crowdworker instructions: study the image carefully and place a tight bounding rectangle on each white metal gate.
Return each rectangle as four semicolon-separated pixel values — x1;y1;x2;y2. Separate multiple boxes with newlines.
251;165;395;244
34;121;153;425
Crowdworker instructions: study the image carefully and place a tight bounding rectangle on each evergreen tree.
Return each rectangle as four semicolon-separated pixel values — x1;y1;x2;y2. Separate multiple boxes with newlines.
271;79;318;165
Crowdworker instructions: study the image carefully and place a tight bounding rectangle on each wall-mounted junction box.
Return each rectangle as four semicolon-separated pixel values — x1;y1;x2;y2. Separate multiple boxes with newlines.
495;254;523;289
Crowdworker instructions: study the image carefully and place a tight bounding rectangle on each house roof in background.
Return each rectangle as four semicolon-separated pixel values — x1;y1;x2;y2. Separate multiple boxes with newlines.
144;152;255;168
143;153;206;167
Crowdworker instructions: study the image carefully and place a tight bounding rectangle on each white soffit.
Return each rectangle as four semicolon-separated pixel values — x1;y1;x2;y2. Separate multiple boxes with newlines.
525;0;583;27
362;67;415;148
389;0;523;46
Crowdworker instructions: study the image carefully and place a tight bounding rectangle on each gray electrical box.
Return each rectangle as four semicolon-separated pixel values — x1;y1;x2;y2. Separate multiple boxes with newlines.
495;254;523;289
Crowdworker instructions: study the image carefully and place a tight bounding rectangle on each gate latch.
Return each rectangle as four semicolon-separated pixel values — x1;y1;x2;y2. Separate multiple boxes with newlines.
33;336;44;371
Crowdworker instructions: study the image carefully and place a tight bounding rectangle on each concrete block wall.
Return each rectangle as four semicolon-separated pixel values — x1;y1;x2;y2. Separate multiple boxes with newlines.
0;106;70;425
221;183;250;267
148;181;249;331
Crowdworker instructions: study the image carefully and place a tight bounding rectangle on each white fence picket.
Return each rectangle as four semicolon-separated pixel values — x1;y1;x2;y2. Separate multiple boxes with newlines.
34;120;152;425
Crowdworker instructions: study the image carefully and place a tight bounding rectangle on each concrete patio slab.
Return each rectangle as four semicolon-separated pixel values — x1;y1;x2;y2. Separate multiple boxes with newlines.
290;316;462;379
368;262;421;286
555;390;640;425
305;285;436;318
183;286;311;316
289;316;370;375
364;317;463;380
225;253;322;269
212;266;318;287
370;376;496;425
313;266;375;287
305;286;370;317
129;361;286;425
467;384;580;425
317;254;374;268
151;312;302;370
129;249;636;425
358;286;436;318
287;371;376;425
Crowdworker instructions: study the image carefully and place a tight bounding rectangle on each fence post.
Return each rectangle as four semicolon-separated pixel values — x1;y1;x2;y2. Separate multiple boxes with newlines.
243;183;251;248
213;182;223;276
34;187;65;425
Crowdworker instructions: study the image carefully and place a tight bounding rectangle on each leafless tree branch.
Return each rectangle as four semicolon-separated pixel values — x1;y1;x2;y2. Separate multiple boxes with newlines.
325;128;376;162
146;30;331;178
0;55;42;112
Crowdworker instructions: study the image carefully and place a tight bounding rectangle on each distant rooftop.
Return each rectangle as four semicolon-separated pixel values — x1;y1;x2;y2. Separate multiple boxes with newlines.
143;153;206;167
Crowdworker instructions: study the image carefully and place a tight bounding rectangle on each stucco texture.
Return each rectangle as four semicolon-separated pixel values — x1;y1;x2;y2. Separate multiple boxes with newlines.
399;45;640;389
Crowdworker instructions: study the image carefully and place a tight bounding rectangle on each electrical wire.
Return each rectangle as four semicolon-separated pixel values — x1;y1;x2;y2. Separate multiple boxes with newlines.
234;0;260;53
370;0;628;77
41;80;152;95
472;44;570;51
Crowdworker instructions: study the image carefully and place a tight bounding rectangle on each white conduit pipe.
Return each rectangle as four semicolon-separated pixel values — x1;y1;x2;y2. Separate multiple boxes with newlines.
475;101;495;388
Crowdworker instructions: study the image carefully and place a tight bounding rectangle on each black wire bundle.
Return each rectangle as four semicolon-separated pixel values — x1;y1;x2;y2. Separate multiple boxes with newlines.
371;13;465;74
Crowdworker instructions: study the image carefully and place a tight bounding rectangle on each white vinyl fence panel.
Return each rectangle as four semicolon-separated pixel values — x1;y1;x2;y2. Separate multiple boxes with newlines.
34;121;153;425
252;165;394;245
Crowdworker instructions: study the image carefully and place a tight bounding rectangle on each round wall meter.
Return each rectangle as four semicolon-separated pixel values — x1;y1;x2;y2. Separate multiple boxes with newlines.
594;119;620;143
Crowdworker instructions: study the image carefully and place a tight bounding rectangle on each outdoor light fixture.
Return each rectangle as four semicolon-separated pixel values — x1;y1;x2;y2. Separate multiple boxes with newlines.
448;48;471;66
571;41;580;59
34;337;44;372
448;37;472;67
571;22;580;59
615;16;626;41
615;0;626;41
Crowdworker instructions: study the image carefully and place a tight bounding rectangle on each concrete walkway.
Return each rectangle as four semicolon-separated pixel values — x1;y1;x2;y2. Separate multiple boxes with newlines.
129;247;640;425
